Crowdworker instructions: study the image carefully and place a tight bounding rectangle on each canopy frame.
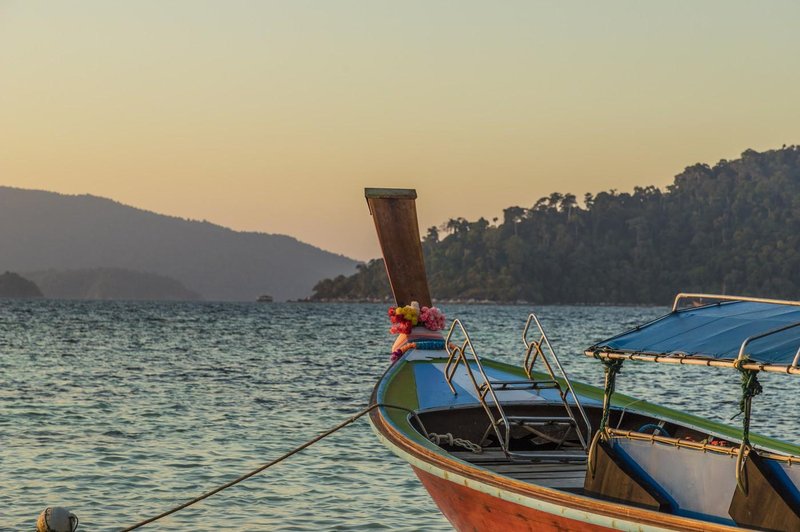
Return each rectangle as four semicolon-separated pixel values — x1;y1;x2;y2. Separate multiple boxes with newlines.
586;293;800;495
672;292;800;312
586;293;800;375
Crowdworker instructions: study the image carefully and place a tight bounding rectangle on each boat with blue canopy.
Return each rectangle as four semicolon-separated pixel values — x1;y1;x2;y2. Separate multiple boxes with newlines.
591;294;800;372
366;188;800;531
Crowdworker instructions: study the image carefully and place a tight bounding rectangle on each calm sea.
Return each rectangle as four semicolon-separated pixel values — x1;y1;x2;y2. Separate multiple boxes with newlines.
3;301;800;531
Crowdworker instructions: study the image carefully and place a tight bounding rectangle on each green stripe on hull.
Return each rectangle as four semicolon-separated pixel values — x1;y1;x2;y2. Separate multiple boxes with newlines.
379;355;800;457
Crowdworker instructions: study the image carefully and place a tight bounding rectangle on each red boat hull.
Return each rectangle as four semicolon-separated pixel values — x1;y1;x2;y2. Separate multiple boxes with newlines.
370;404;742;532
414;467;612;532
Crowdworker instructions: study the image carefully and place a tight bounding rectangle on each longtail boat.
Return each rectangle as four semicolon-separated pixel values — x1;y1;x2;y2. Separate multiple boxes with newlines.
366;188;800;531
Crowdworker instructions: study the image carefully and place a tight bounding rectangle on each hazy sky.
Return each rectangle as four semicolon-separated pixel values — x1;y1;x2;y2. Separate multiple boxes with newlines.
2;1;799;260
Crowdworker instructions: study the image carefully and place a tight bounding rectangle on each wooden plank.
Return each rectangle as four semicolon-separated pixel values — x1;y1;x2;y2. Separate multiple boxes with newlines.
365;188;431;307
489;472;585;481
482;464;587;475
524;478;587;489
477;464;542;473
451;455;505;462
452;452;587;472
489;472;586;488
459;460;587;472
452;450;507;460
502;470;587;480
453;449;587;462
583;439;671;512
729;452;800;531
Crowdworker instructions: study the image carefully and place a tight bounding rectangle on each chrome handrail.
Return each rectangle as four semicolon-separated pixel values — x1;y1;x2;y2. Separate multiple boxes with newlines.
523;313;591;448
445;319;512;451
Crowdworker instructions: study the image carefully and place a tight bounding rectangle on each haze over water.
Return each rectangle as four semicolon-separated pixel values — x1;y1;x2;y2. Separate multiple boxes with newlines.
4;300;800;530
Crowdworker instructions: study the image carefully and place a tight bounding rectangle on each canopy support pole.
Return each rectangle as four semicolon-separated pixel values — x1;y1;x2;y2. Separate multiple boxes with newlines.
588;357;624;475
733;362;763;495
598;358;624;439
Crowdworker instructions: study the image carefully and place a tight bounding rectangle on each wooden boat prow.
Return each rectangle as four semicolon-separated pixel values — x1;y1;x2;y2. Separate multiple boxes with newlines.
366;188;800;531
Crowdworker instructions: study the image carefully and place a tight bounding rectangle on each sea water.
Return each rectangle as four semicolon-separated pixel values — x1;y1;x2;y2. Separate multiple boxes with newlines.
3;301;800;530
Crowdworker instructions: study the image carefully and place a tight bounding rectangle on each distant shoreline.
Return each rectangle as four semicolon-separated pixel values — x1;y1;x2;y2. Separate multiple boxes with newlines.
297;298;663;307
0;295;664;307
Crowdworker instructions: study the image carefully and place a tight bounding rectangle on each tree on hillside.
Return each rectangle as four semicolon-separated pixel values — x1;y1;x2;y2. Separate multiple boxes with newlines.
312;147;800;304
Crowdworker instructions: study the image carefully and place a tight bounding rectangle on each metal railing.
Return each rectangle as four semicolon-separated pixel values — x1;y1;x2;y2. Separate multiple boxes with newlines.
672;292;800;312
443;315;591;457
523;313;592;447
444;318;512;451
606;427;800;465
736;320;800;365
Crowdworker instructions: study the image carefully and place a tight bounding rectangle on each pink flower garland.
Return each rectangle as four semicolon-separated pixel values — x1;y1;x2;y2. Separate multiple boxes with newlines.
419;306;445;331
387;301;447;363
388;301;446;335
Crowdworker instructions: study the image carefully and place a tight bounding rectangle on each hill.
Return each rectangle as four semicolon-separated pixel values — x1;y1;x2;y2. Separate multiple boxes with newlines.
0;187;358;301
0;271;43;298
25;268;201;301
312;147;800;304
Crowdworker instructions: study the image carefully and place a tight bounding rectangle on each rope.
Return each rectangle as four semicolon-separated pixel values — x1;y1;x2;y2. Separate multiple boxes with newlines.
601;358;624;398
732;359;762;495
598;358;624;434
732;360;763;426
120;402;410;531
427;432;483;453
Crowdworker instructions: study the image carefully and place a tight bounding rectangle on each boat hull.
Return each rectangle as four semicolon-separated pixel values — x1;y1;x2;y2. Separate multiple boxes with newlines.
413;466;613;532
370;402;743;532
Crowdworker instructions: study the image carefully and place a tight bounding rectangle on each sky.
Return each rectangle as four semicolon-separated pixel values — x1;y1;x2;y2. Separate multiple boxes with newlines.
2;1;799;261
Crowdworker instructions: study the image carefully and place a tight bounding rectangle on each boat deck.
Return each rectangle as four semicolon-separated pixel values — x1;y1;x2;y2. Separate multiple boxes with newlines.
451;449;587;491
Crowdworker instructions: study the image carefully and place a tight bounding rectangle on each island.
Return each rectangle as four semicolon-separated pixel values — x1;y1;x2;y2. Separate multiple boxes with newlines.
311;146;800;305
0;271;44;298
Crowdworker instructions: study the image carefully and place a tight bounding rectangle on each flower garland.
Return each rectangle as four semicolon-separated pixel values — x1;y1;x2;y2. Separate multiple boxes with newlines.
390;342;417;363
390;339;454;364
387;301;447;363
388;301;445;335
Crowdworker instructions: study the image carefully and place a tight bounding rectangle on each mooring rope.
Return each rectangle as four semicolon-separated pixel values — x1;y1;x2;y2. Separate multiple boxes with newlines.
427;432;483;453
120;402;414;531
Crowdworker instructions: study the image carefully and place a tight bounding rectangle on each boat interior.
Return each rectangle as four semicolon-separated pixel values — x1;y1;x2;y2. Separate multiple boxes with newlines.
392;311;800;528
411;403;714;493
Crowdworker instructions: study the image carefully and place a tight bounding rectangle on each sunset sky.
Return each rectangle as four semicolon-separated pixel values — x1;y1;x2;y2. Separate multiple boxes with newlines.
2;1;799;260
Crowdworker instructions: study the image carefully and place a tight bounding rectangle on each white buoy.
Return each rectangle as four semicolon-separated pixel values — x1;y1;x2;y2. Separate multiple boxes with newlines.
36;507;79;532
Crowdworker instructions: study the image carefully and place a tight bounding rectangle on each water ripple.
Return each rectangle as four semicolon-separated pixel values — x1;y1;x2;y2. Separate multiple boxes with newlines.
2;301;799;530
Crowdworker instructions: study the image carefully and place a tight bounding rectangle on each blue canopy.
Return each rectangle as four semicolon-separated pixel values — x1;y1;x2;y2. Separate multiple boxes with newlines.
592;301;800;365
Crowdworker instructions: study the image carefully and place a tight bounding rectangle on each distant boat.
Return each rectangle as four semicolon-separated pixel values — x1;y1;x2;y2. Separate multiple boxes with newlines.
365;187;800;531
256;294;273;303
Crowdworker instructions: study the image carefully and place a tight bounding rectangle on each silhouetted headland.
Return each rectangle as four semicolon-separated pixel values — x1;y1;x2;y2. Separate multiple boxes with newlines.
0;271;43;299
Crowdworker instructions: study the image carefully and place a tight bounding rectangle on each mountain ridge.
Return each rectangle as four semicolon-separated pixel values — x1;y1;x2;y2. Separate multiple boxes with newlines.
0;186;358;301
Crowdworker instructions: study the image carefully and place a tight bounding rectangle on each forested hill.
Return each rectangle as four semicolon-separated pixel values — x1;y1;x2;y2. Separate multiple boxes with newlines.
0;187;357;301
312;147;800;304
